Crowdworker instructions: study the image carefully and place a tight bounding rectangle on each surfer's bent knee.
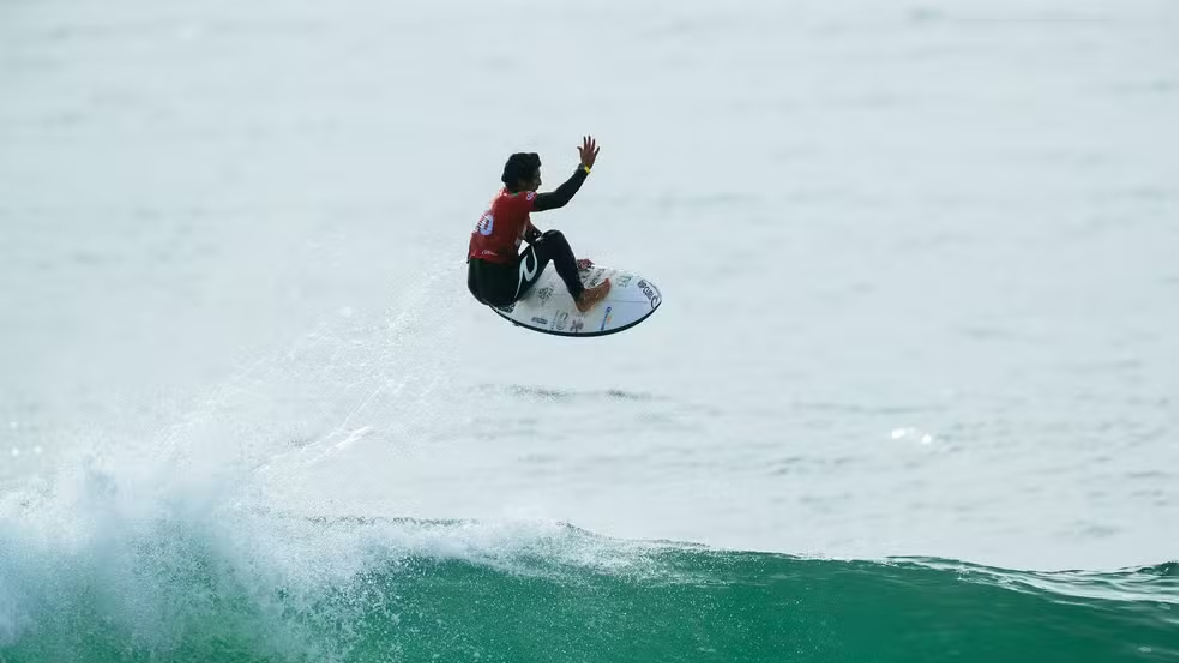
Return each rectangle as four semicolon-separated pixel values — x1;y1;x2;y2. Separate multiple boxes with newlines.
540;229;567;245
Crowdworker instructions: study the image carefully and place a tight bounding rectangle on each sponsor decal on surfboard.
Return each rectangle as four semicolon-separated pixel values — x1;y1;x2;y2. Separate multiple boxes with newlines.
637;280;661;308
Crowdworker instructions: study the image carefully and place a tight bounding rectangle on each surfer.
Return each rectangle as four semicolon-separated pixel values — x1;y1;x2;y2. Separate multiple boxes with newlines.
467;136;611;313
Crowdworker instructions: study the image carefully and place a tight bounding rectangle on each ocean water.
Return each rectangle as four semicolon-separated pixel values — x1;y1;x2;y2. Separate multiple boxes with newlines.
2;0;1178;661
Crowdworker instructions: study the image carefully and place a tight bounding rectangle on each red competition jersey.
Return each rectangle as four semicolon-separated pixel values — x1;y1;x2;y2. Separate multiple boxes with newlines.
468;189;537;264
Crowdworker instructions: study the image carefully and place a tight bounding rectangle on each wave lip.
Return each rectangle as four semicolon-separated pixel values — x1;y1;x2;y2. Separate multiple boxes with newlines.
2;507;1177;663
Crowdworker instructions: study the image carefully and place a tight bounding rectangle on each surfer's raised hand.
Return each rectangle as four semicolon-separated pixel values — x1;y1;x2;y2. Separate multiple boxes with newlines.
578;136;600;170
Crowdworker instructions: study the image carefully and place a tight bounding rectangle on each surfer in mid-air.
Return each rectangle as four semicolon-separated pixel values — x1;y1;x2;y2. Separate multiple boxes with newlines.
467;136;611;313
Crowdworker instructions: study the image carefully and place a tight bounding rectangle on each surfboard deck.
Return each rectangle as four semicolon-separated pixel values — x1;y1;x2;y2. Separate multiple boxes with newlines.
491;264;662;337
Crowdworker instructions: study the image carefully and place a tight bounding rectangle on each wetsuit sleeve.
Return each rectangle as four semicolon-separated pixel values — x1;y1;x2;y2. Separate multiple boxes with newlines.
532;167;589;212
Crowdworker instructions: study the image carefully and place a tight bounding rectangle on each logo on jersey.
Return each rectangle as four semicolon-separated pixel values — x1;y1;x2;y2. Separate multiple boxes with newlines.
477;213;494;235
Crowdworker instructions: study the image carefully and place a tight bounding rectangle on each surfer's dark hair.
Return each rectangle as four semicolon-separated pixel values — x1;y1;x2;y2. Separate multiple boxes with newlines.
501;152;541;190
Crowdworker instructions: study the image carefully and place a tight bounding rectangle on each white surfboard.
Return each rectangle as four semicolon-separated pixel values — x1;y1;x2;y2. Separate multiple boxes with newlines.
492;264;662;337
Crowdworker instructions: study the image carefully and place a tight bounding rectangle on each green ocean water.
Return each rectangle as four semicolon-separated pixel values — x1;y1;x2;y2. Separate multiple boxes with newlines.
2;517;1175;663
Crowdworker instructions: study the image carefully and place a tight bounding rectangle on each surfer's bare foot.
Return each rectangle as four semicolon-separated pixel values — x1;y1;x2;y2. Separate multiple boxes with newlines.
575;279;611;313
576;258;593;270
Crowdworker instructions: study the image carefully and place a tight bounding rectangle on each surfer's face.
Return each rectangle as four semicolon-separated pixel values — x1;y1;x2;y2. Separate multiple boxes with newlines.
524;170;541;192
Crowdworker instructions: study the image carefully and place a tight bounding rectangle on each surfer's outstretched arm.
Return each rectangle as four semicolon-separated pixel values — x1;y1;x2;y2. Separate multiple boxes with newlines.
533;136;600;212
532;167;588;211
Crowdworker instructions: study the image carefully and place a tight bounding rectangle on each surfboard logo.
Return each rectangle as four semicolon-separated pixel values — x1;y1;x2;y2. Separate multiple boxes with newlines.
599;306;613;331
637;280;661;308
531;317;548;326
